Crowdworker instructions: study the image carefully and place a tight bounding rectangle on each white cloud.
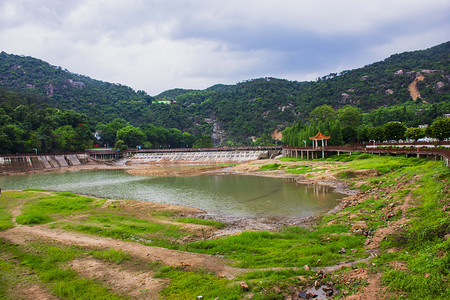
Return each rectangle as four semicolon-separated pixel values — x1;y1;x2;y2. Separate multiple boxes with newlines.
0;0;449;94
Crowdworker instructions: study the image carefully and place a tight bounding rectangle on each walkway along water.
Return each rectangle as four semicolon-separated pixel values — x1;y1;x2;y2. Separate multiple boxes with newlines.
282;143;450;167
1;143;449;174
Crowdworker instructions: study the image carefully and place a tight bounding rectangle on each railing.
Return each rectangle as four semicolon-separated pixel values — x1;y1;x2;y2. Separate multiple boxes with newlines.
282;144;450;165
0;152;86;157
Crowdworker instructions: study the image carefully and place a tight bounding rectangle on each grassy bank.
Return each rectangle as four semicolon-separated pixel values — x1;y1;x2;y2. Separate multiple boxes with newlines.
0;154;448;299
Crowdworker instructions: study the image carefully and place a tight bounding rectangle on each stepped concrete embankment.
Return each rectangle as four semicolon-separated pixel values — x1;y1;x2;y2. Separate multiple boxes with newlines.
0;153;89;173
129;150;270;164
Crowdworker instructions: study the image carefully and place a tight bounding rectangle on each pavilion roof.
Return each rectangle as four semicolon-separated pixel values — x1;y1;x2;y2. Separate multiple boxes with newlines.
309;131;330;140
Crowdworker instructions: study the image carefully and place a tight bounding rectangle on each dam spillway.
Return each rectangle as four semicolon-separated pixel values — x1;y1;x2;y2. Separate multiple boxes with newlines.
0;154;89;173
130;150;270;164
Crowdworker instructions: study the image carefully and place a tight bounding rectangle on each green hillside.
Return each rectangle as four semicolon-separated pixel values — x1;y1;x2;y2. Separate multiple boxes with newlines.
1;42;449;146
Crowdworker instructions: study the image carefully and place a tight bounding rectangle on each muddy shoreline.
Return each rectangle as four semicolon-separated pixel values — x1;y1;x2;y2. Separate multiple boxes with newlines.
1;159;359;232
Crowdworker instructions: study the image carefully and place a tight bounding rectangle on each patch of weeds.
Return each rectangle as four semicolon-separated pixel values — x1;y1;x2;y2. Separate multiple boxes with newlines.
0;241;122;299
0;258;14;298
367;160;450;299
155;267;243;300
259;163;282;171
286;165;327;175
90;248;131;264
358;184;371;192
374;241;450;299
23;188;49;192
174;217;227;229
56;212;190;248
0;254;47;299
278;157;306;162
185;225;365;268
16;213;52;225
240;269;310;281
326;153;365;162
240;269;311;298
0;203;13;231
13;191;108;225
346;156;423;174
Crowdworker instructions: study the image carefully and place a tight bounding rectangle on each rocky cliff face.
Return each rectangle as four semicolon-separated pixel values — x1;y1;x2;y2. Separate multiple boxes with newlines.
208;113;227;146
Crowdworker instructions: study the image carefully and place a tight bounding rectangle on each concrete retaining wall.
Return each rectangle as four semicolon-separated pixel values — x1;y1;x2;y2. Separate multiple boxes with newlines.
0;154;89;173
130;150;268;164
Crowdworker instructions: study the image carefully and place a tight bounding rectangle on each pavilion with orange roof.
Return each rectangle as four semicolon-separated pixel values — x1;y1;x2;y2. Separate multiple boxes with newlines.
309;131;330;149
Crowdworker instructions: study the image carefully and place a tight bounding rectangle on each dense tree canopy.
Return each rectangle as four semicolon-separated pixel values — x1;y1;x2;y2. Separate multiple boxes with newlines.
0;42;449;149
428;118;450;141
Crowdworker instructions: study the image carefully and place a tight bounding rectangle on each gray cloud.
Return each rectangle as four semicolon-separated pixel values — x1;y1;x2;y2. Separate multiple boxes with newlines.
0;0;449;95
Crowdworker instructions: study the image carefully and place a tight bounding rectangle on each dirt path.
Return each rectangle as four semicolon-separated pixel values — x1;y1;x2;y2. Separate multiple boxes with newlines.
366;192;413;250
343;270;387;300
16;284;59;300
0;225;244;279
70;258;166;299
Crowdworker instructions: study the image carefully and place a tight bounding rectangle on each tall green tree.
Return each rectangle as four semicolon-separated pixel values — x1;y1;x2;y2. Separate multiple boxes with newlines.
337;105;361;128
193;135;213;148
383;122;407;141
429;118;450;141
309;105;336;125
116;125;146;148
405;127;426;141
368;126;385;142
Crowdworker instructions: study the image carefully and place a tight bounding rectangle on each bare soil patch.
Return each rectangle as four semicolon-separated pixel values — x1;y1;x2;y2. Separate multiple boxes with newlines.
70;258;166;299
15;284;58;300
126;164;227;177
341;268;388;300
366;193;414;250
408;74;425;101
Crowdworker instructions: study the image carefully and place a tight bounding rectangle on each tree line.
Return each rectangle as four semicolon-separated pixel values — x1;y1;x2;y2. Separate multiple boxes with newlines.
0;88;213;154
282;104;450;146
95;118;212;151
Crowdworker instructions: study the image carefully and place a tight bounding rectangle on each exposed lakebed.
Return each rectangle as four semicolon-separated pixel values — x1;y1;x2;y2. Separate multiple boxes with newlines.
0;169;344;218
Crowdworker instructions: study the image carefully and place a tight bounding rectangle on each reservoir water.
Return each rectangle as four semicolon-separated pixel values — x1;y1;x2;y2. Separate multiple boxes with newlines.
0;169;344;218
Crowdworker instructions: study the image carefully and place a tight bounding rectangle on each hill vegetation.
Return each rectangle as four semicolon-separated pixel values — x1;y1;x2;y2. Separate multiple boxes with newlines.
0;41;449;152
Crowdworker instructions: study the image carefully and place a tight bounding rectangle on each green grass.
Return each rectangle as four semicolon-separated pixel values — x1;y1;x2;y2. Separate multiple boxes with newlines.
0;240;123;300
320;156;450;299
286;165;328;174
16;212;53;225
0;204;13;231
259;163;282;171
155;267;243;300
15;191;106;225
90;248;131;264
185;225;366;268
344;154;423;174
55;212;190;248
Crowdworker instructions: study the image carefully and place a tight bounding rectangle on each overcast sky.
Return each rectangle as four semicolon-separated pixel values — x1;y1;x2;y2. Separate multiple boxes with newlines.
1;0;449;95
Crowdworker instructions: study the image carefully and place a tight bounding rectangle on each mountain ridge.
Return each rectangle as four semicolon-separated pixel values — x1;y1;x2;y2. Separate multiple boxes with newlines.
1;41;449;143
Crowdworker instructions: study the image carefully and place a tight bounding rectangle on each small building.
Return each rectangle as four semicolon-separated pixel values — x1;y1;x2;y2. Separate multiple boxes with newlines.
309;131;330;148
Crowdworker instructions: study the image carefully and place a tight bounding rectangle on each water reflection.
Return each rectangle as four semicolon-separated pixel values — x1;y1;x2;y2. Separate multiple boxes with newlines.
0;170;344;218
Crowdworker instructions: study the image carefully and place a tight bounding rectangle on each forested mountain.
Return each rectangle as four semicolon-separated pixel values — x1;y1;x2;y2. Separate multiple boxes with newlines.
1;41;449;146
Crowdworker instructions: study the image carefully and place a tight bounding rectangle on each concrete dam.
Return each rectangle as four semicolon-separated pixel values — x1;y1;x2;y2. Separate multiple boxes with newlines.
129;149;272;165
1;147;282;173
0;154;89;173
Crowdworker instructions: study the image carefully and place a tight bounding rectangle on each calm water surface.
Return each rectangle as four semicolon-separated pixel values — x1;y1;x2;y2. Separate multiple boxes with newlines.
0;170;344;217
